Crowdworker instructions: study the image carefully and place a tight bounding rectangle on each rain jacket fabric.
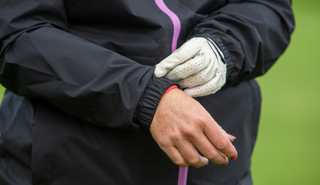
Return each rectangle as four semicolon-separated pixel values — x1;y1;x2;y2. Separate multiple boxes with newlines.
0;0;294;185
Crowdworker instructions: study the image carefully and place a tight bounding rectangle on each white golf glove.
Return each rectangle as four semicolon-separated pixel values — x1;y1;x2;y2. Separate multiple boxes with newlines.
154;37;227;97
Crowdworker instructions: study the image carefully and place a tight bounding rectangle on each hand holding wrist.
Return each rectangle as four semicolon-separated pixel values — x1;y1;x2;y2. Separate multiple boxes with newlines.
150;88;237;168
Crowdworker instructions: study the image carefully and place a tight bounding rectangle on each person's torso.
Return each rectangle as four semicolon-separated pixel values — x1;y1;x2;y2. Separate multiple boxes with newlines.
0;1;260;184
64;0;229;65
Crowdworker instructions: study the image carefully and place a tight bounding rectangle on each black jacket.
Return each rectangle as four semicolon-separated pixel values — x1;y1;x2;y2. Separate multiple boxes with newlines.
0;0;294;184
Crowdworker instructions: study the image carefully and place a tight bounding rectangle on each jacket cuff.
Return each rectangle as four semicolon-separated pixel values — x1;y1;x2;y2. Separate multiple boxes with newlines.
133;75;179;128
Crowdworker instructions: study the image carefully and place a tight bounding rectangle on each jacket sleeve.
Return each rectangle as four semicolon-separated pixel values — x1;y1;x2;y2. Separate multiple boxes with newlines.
188;0;295;87
0;0;177;130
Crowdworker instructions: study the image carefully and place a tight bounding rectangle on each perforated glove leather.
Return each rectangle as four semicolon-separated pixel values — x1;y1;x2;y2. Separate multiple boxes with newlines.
155;37;227;97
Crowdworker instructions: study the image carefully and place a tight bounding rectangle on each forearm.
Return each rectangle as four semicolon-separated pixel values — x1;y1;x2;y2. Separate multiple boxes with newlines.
1;26;178;129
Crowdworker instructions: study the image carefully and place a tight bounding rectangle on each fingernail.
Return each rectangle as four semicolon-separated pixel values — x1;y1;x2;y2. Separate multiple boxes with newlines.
202;157;209;165
227;133;236;140
230;154;237;160
222;160;229;166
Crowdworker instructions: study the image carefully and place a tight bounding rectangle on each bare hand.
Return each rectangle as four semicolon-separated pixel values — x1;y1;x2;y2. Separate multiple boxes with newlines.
150;88;237;168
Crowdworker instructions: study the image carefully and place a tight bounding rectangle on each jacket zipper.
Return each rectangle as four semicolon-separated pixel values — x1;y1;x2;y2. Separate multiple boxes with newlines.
154;1;187;185
154;0;181;52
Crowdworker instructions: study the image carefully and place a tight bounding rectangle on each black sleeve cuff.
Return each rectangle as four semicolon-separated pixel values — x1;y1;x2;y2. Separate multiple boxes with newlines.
133;74;179;128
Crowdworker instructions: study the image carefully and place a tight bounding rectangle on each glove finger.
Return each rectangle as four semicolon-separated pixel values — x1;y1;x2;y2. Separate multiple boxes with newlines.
154;38;206;77
178;59;216;88
184;64;226;97
165;54;210;81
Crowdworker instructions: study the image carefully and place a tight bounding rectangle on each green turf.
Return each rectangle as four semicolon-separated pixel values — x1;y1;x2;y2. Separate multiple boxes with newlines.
0;0;319;184
0;85;4;102
252;0;320;184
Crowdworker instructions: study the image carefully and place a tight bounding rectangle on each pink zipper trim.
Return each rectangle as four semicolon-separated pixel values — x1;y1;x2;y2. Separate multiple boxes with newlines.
155;0;181;52
154;2;186;185
177;167;188;185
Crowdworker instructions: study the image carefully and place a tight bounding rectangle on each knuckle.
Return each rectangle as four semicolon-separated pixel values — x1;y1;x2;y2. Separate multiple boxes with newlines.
172;159;187;167
196;115;208;127
157;140;170;148
216;138;228;150
158;141;176;151
206;150;217;160
183;128;196;138
187;157;200;166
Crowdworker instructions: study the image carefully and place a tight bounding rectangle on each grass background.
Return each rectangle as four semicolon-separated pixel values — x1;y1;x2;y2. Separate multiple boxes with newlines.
251;0;320;184
0;0;319;184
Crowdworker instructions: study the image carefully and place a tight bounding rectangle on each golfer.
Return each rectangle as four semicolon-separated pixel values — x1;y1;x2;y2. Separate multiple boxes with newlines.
0;0;294;184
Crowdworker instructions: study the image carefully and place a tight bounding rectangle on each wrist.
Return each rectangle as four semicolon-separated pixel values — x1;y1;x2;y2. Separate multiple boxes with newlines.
162;85;178;97
134;76;178;128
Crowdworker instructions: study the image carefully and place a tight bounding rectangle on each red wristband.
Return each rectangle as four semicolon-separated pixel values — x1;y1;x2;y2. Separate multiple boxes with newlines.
162;85;178;97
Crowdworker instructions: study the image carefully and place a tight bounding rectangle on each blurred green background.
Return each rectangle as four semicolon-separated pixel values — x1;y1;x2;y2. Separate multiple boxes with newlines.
0;0;319;184
252;0;320;184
